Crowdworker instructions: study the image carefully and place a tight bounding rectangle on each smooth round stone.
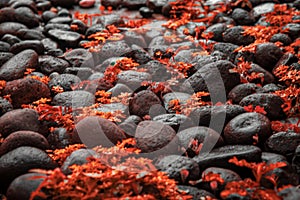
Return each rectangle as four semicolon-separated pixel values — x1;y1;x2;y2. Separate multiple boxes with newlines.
71;19;88;34
44;23;71;32
48;17;73;24
6;173;47;200
14;7;39;28
0;7;16;23
10;40;45;55
0;131;49;156
95;103;129;117
79;0;96;8
182;60;240;94
3;78;50;108
64;67;93;80
85;23;105;37
16;29;45;40
252;3;274;18
47;29;81;49
239;93;285;120
203;23;227;42
95;57;125;73
224;112;271;145
96;14;124;27
155;155;200;184
177;126;224;157
0;97;13;117
282;23;300;40
41;38;59;52
153;114;196;132
0;109;47;138
189;105;245;128
107;83;132;96
129;90;162;117
48;73;81;91
265;131;300;156
248;63;275;84
39;55;70;75
0;49;38;81
223;26;255;46
212;42;239;62
52;91;95;108
193;145;262;171
228;83;262;104
254;43;283;71
0;41;10;52
117;70;152;90
0;146;56;190
1;34;21;46
270;33;292;46
231;8;255;25
0;52;13;66
61;149;99;174
36;1;52;11
139;60;171;81
73;116;126;148
135;121;179;156
42;10;57;22
63;48;94;68
123;30;147;48
0;22;27;37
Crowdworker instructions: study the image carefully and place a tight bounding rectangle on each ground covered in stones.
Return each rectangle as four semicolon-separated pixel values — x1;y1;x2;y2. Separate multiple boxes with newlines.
0;0;300;199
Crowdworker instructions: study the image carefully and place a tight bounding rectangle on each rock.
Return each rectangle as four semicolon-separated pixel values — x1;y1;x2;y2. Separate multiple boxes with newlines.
117;70;152;90
3;78;50;108
177;126;224;158
228;83;263;104
79;0;96;8
64;67;93;80
0;22;27;38
282;23;300;40
270;33;292;46
265;131;300;156
129;90;162;117
73;116;126;148
17;29;45;40
39;55;70;75
1;34;20;46
48;73;81;91
182;60;240;94
63;48;94;68
52;91;95;108
6;173;47;200
0;49;38;81
122;0;147;10
48;29;81;49
254;42;283;71
61;149;99;174
15;7;39;28
0;146;57;189
0;109;46;138
193;145;262;172
252;3;274;19
135;121;179;156
47;128;72;149
153;114;195;132
203;23;227;42
189;105;246;128
163;92;191;114
139;60;171;81
0;41;10;52
107;83;132;96
48;17;73;24
239;93;285;120
0;52;13;66
224;112;271;145
155;155;200;184
232;8;255;25
0;7;16;23
0;131;49;156
278;186;300;200
139;7;154;18
223;26;255;46
10;40;45;55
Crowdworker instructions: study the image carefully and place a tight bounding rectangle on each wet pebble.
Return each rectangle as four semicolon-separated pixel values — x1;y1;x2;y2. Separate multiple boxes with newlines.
0;130;49;156
3;78;51;108
270;33;292;46
39;55;70;75
129;90;162;117
79;0;96;8
50;0;77;8
0;97;12;117
0;146;57;190
73;116;126;147
0;22;27;38
177;126;224;158
223;26;255;46
117;70;152;90
224;112;271;145
10;40;45;55
14;7;39;28
47;29;81;49
155;155;200;184
228;83;263;104
231;8;255;25
135;121;179;156
6;173;47;200
163;92;191;113
48;73;81;91
239;93;285;120
52;90;95;108
47;127;72;149
265;131;300;156
63;48;94;68
152;114;195;132
1;34;21;46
